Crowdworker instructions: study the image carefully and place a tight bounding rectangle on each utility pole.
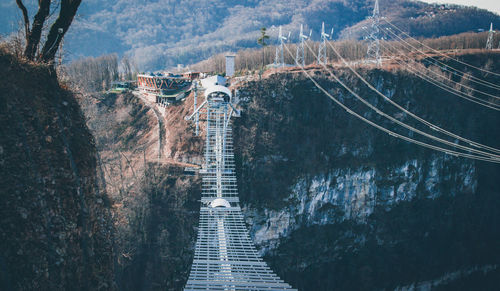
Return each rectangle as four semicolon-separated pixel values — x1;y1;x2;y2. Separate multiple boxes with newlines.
366;0;381;66
318;22;333;65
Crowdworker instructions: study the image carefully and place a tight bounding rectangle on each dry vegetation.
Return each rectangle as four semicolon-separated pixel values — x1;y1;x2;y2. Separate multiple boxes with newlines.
190;31;497;74
62;54;120;92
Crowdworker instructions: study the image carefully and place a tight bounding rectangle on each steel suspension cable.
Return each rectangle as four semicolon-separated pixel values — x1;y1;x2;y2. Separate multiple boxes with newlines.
383;19;500;78
281;44;500;163
320;40;500;155
377;39;500;110
382;35;500;100
381;27;500;91
362;26;500;105
389;55;500;110
303;41;500;158
381;27;500;94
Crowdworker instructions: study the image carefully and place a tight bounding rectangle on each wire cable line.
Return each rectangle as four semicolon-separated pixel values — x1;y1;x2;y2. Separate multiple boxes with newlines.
366;30;500;109
377;38;500;110
362;26;500;107
381;27;500;91
319;40;500;155
380;39;500;100
381;26;500;93
383;19;500;78
281;44;500;163
378;34;500;103
303;41;500;158
387;53;500;110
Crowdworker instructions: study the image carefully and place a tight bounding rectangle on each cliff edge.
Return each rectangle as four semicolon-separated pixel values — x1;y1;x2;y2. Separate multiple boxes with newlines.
0;51;114;290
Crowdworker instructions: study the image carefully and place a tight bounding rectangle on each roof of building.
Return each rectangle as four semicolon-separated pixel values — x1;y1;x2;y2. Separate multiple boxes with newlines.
137;72;184;79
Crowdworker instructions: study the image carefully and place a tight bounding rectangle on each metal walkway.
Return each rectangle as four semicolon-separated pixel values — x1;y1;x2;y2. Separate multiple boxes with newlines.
185;93;295;290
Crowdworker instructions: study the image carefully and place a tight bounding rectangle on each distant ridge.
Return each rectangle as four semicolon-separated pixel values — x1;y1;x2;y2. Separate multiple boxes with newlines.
1;0;498;70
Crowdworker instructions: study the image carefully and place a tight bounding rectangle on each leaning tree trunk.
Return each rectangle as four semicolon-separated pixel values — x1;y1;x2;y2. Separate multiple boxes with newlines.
15;0;30;43
24;0;51;60
40;0;82;63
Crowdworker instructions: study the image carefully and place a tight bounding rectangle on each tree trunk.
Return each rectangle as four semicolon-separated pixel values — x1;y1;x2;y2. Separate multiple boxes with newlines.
15;0;30;43
40;0;82;63
24;0;51;60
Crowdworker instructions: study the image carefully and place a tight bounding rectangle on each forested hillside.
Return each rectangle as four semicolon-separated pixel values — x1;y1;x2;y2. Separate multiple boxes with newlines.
2;0;499;70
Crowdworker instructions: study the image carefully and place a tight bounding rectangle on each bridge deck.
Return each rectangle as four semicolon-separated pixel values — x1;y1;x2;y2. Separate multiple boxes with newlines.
185;100;295;290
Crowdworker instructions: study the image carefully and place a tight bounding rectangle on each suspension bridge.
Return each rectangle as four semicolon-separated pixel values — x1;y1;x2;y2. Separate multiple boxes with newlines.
131;1;500;289
183;83;295;290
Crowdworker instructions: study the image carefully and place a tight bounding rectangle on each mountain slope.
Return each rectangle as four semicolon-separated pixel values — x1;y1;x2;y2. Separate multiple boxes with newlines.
2;0;498;70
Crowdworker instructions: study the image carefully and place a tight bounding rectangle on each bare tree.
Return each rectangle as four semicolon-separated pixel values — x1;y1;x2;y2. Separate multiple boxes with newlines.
15;0;30;46
15;0;82;63
65;54;119;92
40;0;82;62
121;56;133;81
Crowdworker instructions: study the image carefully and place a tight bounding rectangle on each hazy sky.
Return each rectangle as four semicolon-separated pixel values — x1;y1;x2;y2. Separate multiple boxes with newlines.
419;0;500;15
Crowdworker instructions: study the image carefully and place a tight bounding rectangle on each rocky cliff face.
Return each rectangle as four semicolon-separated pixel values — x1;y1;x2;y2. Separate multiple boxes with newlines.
245;158;477;254
0;52;114;289
232;54;500;290
77;91;202;290
72;51;500;290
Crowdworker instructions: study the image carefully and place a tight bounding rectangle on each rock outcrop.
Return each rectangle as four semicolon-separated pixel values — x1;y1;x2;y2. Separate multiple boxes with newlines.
0;52;114;290
232;56;500;290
